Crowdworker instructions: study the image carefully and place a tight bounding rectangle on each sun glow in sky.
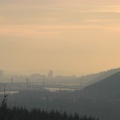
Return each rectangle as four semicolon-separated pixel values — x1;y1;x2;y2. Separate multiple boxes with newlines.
0;0;120;75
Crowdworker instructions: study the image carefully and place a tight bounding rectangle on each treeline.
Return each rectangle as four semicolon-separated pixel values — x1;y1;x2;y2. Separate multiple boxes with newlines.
0;94;99;120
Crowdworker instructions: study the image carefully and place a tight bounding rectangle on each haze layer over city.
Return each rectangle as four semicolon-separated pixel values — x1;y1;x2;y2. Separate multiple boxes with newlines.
1;0;120;120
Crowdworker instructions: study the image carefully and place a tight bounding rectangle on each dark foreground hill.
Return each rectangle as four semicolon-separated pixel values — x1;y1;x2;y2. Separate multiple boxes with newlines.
0;89;120;120
83;72;120;99
0;95;98;120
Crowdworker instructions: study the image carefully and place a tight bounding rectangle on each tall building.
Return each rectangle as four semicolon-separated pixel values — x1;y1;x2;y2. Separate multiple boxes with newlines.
48;70;53;78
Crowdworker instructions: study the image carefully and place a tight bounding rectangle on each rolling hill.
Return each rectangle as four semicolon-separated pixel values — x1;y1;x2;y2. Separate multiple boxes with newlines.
83;72;120;99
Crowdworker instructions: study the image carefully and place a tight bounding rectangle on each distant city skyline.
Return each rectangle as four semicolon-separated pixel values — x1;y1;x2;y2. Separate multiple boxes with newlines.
1;67;120;77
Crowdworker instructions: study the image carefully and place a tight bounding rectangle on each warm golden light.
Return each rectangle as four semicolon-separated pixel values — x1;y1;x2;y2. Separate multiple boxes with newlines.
0;0;120;75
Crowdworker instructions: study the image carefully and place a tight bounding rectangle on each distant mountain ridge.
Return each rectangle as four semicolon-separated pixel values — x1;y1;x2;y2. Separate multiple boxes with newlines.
83;72;120;99
89;68;120;84
80;67;120;87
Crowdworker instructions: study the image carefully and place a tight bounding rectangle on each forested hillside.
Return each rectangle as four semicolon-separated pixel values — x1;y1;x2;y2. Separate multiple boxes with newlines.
0;94;98;120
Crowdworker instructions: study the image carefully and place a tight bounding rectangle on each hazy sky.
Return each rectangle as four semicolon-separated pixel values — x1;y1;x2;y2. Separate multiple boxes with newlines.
0;0;120;75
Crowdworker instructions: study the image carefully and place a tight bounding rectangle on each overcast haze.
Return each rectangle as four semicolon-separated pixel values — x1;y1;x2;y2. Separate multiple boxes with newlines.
0;0;120;75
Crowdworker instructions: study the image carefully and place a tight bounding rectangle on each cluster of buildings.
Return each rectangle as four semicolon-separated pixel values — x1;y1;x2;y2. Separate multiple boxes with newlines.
30;70;53;81
0;70;78;85
0;70;76;83
0;70;82;91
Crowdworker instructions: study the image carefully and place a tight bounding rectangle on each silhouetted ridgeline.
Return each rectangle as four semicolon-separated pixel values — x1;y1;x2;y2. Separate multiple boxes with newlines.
0;94;98;120
86;68;120;86
83;72;120;99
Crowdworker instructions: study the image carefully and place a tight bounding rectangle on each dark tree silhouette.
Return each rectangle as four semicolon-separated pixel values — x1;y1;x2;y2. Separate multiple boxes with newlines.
0;94;99;120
